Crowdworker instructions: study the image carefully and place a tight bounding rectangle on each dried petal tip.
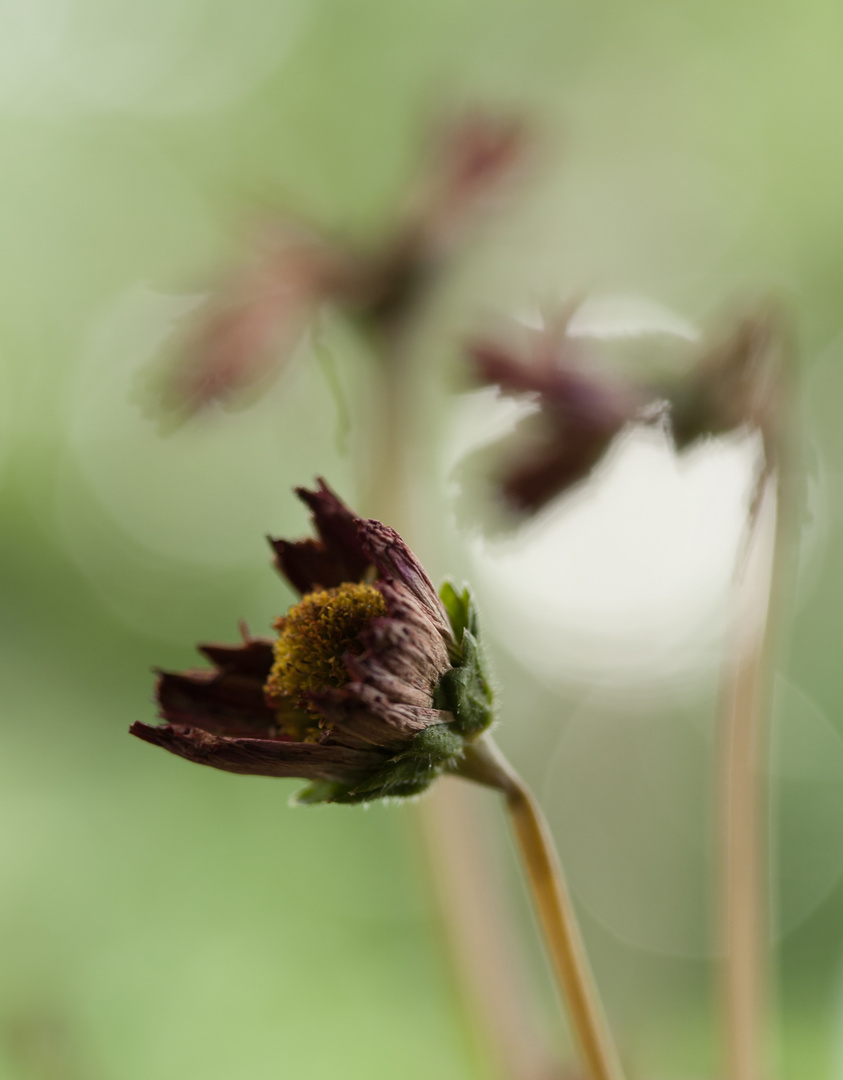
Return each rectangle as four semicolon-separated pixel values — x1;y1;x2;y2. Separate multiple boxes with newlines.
132;481;496;805
269;478;372;596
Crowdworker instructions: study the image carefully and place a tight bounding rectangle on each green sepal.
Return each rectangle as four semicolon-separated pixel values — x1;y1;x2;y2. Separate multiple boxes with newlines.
292;779;350;806
293;725;466;806
434;630;494;735
436;581;494;737
439;580;479;664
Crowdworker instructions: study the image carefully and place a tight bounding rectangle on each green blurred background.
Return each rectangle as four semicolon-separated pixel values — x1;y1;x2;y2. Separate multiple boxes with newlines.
3;0;843;1077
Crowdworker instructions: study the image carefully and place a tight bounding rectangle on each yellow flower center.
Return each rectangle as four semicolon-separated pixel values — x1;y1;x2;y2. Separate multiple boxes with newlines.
265;583;386;722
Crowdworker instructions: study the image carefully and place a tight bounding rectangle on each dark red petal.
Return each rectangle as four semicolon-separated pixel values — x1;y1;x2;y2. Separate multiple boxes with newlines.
469;341;551;395
356;520;452;639
373;579;451;660
198;638;274;677
156;669;278;738
356;618;442;693
129;722;385;781
269;479;371;594
467;326;648;514
470;339;638;426
343;650;432;710
498;418;619;515
308;683;445;751
354;579;451;695
154;636;277;738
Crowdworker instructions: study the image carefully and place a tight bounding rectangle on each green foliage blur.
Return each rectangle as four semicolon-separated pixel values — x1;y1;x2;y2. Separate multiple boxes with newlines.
3;0;843;1077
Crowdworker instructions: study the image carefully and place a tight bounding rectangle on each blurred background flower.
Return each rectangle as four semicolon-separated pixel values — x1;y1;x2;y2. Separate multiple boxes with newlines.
4;0;843;1078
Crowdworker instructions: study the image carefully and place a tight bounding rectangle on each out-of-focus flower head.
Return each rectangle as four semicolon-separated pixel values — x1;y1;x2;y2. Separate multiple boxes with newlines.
153;109;531;419
130;480;494;804
668;305;787;463
461;302;788;525
156;223;360;416
463;310;645;518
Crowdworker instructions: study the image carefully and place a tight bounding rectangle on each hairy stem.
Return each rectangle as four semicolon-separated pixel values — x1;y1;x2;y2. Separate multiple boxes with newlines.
459;734;627;1080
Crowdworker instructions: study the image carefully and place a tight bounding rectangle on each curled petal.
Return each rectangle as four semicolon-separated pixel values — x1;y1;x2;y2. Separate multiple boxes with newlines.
369;578;451;680
156;637;277;737
270;479;371;595
343;649;432;710
130;722;385;781
490;414;621;515
309;682;449;752
355;618;443;695
375;577;451;650
198;638;275;677
156;669;277;738
466;327;642;516
357;519;452;639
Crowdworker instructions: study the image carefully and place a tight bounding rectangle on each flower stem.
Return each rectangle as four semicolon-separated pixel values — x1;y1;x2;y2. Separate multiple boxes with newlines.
718;463;790;1080
459;734;627;1080
362;335;414;531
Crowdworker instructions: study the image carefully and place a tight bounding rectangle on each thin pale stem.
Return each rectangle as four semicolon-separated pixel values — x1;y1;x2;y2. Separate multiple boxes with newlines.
362;340;413;530
719;467;789;1080
459;734;627;1080
720;601;767;1080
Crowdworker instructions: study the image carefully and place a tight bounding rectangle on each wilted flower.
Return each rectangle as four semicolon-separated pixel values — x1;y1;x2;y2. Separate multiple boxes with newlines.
152;110;530;417
130;481;493;804
462;304;787;522
153;223;359;417
464;316;644;516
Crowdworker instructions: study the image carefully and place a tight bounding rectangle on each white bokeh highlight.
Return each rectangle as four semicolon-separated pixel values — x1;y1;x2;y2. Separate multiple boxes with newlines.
467;424;760;687
447;292;760;688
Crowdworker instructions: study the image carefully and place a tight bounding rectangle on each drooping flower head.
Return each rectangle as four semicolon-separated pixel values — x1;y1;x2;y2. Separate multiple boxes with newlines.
147;110;531;420
150;223;360;419
130;481;494;804
463;314;644;517
462;304;787;523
